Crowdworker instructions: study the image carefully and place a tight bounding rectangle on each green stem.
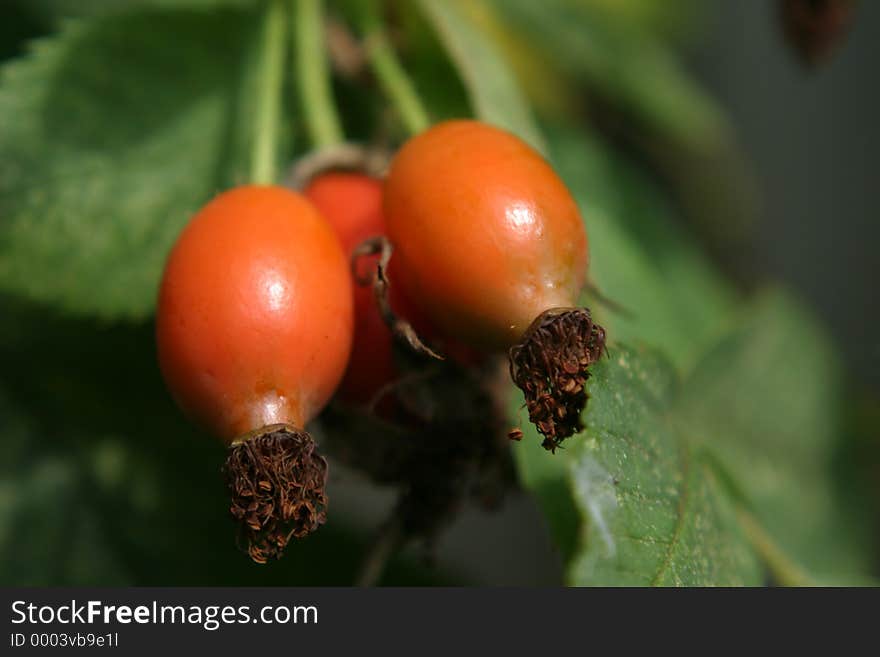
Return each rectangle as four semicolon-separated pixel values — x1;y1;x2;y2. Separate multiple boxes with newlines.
296;0;344;148
361;4;430;136
251;0;288;185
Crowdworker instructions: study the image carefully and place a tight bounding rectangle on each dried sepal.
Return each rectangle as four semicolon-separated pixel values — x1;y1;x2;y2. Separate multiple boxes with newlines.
509;308;606;452
224;424;328;564
352;235;444;361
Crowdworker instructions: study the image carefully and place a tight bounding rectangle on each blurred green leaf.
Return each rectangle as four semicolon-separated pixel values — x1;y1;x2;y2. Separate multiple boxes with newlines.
0;6;279;318
546;124;737;371
577;0;703;43
495;0;728;152
513;290;874;585
415;0;545;151
23;0;254;20
388;2;471;124
676;289;874;582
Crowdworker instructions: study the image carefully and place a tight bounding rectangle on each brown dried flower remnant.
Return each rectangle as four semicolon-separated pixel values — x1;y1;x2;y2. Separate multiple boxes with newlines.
780;0;856;67
509;308;606;453
225;425;328;564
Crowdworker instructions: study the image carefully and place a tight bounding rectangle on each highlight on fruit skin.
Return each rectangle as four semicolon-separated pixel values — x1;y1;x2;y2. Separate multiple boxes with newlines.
155;185;354;562
383;119;607;450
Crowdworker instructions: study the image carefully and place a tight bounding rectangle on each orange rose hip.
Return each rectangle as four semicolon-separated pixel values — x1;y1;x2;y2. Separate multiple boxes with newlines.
384;121;605;451
157;185;354;562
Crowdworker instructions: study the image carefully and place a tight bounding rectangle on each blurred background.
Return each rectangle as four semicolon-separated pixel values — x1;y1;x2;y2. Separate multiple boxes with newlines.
0;0;877;585
694;1;879;391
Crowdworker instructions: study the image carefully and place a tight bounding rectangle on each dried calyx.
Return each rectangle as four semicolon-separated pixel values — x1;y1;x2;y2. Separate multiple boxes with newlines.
225;424;328;564
352;235;444;361
322;355;516;582
509;308;606;452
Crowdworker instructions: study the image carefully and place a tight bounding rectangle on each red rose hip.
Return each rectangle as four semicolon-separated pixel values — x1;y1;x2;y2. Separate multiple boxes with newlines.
304;172;401;406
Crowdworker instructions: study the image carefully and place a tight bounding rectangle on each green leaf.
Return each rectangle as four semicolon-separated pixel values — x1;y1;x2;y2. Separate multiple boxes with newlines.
514;345;763;586
676;289;874;582
415;0;545;152
0;7;277;318
514;290;873;585
577;0;703;43
546;123;737;371
495;0;728;152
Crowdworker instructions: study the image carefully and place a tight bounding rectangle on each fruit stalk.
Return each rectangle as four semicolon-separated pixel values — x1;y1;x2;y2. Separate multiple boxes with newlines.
359;2;430;136
296;0;344;148
251;0;287;184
